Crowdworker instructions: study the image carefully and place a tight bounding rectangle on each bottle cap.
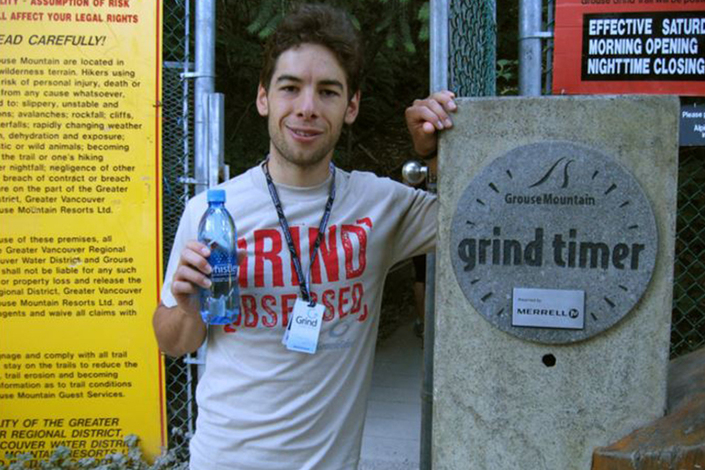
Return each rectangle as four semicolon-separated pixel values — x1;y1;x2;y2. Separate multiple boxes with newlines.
207;189;226;203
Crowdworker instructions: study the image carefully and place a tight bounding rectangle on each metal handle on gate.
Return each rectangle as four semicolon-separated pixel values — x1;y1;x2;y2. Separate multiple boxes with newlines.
402;160;428;185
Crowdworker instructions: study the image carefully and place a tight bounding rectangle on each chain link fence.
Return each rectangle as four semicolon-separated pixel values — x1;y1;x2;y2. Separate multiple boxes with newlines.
449;0;496;97
671;148;705;358
162;0;195;458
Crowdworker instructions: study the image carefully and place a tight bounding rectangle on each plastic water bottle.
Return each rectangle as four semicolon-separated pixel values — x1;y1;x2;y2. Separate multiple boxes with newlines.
198;189;240;325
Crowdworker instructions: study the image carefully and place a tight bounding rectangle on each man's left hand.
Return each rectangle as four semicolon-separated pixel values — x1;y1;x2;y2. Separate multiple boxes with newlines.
405;91;456;158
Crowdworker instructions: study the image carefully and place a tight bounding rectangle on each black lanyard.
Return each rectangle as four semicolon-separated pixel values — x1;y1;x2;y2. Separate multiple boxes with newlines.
263;161;336;304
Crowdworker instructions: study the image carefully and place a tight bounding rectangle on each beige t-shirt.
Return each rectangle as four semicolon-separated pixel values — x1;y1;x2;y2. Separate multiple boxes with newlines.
161;163;436;470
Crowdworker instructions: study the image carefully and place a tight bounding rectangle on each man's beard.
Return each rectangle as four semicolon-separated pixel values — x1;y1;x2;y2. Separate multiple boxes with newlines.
271;138;331;168
268;120;342;169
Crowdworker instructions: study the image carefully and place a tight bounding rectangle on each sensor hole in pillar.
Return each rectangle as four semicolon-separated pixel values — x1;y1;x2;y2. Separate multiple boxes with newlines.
542;354;556;367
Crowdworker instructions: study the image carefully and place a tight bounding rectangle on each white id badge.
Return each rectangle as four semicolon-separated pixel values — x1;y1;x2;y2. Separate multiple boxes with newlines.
284;299;325;354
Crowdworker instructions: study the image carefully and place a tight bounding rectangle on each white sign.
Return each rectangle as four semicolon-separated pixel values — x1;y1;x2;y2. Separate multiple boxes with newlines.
283;299;325;354
512;288;585;330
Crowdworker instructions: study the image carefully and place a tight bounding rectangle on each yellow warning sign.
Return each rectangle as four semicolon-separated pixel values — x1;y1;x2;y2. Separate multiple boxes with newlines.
0;0;165;464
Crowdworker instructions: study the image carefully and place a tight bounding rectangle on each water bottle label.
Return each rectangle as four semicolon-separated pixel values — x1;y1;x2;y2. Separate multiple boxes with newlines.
211;260;238;280
210;250;238;282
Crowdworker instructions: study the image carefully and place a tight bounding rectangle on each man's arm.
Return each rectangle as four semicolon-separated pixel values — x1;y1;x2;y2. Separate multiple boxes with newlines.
152;240;211;357
405;90;456;158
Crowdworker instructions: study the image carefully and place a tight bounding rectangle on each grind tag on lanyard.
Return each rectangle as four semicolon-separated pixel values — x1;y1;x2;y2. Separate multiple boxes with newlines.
282;299;325;354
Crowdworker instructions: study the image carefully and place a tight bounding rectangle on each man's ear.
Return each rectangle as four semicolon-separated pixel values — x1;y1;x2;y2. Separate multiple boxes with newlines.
344;90;361;125
256;83;269;117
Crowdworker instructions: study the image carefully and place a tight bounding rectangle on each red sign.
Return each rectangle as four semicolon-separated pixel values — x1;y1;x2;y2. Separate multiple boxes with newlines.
553;0;705;95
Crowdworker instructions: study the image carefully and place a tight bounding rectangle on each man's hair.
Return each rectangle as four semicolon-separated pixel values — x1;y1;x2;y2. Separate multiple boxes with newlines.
260;3;364;97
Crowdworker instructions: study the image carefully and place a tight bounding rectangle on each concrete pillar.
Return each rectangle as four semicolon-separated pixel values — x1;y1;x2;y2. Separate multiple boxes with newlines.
433;96;679;470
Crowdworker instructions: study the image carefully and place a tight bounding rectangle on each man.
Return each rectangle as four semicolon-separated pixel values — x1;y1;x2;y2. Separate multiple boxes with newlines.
153;4;455;469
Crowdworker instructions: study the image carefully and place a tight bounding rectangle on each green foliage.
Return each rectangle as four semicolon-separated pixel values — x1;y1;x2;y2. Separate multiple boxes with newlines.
0;436;187;470
245;0;280;38
417;2;429;42
496;59;518;95
496;0;520;95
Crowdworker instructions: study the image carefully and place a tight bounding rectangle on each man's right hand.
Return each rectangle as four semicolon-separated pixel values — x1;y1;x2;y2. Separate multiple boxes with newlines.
152;240;212;357
171;240;212;314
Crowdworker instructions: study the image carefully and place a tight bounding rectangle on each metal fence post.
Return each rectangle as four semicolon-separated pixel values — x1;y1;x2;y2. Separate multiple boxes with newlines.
191;0;217;382
519;0;542;96
207;93;225;187
194;0;216;195
420;2;449;468
431;0;450;95
519;0;553;96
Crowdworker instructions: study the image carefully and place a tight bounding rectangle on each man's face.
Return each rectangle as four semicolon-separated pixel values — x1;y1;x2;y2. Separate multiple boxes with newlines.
256;43;360;170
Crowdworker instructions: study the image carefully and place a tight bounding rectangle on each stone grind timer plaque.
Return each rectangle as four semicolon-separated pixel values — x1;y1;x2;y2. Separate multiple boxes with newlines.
450;140;657;344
